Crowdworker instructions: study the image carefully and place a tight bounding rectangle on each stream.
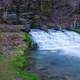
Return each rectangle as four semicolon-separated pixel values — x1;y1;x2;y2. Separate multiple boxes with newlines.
26;29;80;80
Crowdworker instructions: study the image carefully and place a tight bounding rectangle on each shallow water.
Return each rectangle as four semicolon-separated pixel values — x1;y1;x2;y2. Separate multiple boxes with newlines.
28;29;80;80
26;50;80;80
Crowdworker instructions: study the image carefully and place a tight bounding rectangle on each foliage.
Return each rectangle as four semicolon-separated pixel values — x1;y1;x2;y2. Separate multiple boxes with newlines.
11;49;38;80
0;49;38;80
21;32;32;45
12;50;26;69
16;70;38;80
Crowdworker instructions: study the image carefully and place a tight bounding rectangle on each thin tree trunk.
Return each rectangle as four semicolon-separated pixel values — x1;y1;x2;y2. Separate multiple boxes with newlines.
16;0;20;24
73;15;77;28
3;8;8;22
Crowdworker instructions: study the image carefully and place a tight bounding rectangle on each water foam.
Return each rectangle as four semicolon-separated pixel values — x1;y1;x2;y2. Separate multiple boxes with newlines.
29;29;80;57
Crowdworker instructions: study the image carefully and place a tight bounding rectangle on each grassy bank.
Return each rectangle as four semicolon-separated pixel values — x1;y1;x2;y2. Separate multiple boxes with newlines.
0;31;38;80
11;49;38;80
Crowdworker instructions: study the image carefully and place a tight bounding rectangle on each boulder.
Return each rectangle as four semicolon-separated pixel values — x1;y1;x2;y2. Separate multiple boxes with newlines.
29;41;38;50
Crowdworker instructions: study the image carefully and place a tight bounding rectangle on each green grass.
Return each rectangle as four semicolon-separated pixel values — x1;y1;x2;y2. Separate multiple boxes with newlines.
11;49;38;80
16;70;38;80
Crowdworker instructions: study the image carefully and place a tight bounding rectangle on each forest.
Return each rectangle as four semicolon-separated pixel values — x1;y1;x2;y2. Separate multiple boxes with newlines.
0;0;80;80
0;0;80;27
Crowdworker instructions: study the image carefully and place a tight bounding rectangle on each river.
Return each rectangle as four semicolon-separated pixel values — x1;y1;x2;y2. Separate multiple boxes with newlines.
26;29;80;80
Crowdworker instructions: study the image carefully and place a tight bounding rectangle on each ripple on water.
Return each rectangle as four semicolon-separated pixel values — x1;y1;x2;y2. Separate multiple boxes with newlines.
26;50;80;80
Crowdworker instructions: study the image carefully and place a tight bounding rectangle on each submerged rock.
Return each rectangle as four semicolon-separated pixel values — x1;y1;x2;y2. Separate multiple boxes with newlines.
29;41;38;50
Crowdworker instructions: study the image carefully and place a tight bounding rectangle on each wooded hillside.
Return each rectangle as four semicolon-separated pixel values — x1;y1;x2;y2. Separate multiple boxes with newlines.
0;0;80;28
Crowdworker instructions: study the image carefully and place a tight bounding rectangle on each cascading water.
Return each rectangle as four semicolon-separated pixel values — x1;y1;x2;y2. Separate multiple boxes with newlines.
29;29;80;57
28;29;80;80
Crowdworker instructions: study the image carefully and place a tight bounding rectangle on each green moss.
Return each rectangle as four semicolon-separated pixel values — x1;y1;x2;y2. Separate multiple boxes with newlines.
9;31;38;80
16;70;38;80
13;53;26;68
21;32;32;44
11;49;38;80
0;50;38;80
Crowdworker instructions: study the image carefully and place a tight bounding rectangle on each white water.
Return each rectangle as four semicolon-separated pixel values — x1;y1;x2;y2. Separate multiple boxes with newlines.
29;29;80;57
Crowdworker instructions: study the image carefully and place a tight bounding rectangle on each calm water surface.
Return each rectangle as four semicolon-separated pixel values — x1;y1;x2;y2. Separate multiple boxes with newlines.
26;50;80;80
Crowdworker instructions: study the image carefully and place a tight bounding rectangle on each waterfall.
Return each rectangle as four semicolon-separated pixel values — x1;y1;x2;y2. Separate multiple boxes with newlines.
29;29;80;56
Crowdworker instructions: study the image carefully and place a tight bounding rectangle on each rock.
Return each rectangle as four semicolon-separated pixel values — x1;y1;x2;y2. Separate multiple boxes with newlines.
29;41;38;50
21;22;31;33
40;25;48;32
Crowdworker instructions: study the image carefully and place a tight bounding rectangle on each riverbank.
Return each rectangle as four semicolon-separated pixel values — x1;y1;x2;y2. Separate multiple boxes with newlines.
0;25;38;80
73;27;80;33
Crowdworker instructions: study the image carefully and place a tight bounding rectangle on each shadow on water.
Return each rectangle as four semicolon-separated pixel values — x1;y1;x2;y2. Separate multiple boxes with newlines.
26;50;80;80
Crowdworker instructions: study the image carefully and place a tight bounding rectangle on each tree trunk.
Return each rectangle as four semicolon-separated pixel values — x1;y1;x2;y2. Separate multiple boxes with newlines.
16;0;21;24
